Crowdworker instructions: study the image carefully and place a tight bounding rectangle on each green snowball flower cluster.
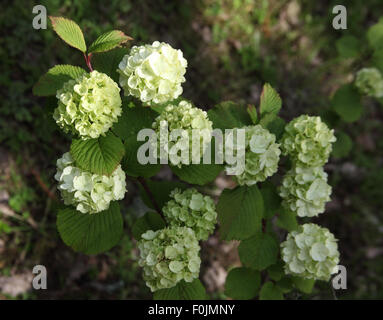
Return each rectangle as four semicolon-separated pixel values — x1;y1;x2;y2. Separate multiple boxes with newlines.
162;188;217;240
54;152;126;214
53;70;122;140
355;67;383;98
281;223;340;281
281;115;336;167
138;227;201;292
152;100;213;167
225;125;281;186
279;166;332;217
118;41;187;105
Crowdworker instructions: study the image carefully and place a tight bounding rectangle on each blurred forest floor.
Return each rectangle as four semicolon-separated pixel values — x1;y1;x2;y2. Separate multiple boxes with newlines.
0;0;383;299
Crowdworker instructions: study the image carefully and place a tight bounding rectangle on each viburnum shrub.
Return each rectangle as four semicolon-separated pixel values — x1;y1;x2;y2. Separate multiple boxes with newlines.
33;17;341;300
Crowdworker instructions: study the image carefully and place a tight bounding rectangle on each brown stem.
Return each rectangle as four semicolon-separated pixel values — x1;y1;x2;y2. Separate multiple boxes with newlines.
137;177;164;219
31;168;57;201
84;53;93;72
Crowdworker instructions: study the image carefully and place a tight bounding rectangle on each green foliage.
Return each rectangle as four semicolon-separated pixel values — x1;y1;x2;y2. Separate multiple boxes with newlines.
49;16;87;52
331;84;363;123
225;267;261;300
208;101;252;129
217;185;264;240
259;83;282;117
292;276;315;294
332;131;353;159
170;162;223;185
153;279;207;300
259;282;284;300
335;36;360;59
70;132;125;176
92;48;129;82
132;212;166;240
276;208;298;232
33;65;86;97
88;30;132;53
56;202;123;254
238;231;279;271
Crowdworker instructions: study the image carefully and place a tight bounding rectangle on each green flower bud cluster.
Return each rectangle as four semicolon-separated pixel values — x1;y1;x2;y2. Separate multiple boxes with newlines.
162;188;217;240
152;100;213;167
281;115;336;168
53;70;122;140
138;227;201;292
54;152;126;214
355;67;383;98
225;125;281;186
281;223;340;281
279;166;332;217
118;41;187;105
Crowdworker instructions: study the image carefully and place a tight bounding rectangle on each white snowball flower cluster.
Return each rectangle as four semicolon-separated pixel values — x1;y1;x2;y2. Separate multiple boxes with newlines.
138;227;201;292
225;125;281;186
281;223;340;281
53;70;122;140
355;67;383;98
279;166;332;217
281;115;336;168
54;152;126;214
152;100;213;167
162;188;217;240
118;41;187;105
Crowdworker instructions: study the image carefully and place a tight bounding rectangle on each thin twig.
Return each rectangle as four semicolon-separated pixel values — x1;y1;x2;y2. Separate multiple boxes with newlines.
137;177;164;219
31;168;57;201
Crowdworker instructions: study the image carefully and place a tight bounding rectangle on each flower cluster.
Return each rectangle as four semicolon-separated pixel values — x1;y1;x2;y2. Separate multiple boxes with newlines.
162;188;217;240
225;125;281;186
281;223;340;281
118;41;187;105
54;152;126;214
53;71;122;140
152;100;213;167
279;166;332;218
355;67;383;98
138;227;201;292
281;115;336;167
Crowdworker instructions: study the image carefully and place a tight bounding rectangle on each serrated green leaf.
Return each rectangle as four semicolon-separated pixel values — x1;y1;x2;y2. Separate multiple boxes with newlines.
225;267;261;300
238;231;279;270
92;47;129;83
33;65;86;97
70;132;125;176
259;282;284;300
57;202;123;255
292;276;315;294
276;208;298;232
247;104;258;124
332;84;363;123
49;16;86;52
332;131;353;159
259;114;286;140
336;36;360;59
88;30;132;53
132;212;166;240
260;181;281;219
170;162;223;186
207;101;252;130
153;279;207;300
217;185;264;241
260;83;282;116
138;180;187;211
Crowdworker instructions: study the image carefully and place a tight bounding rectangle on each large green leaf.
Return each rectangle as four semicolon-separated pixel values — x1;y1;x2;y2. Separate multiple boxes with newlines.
292;276;315;294
153;279;207;300
238;231;279;270
259;83;282;116
49;16;86;52
89;30;132;53
217;185;264;240
260;181;281;219
207;101;252;130
170;163;223;186
276;208;298;232
132;212;166;240
92;47;128;83
331;84;363;123
70;132;125;176
225;267;261;300
332;131;353;159
33;65;86;97
259;114;286;140
57;202;123;254
267;261;285;281
259;282;284;300
138;180;187;211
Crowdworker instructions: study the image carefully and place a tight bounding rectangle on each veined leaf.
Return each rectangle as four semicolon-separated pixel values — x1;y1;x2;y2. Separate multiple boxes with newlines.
225;267;261;300
259;83;282;116
89;30;133;53
292;276;315;294
276;208;298;232
132;212;166;240
153;279;207;300
207;101;252;130
92;47;128;83
49;16;86;52
259;282;284;300
57;202;123;255
33;65;86;97
217;185;264;240
70;132;125;176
